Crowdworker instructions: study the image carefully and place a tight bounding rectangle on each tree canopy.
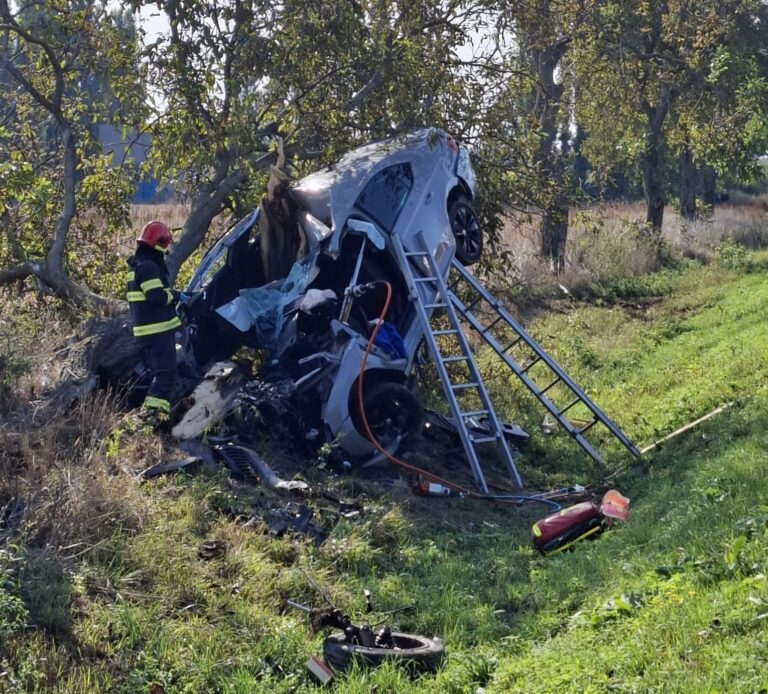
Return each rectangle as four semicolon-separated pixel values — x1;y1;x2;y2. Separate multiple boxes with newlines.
1;0;767;304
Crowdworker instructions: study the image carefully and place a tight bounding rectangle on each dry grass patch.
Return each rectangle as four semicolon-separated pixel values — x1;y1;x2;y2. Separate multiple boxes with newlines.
497;196;768;299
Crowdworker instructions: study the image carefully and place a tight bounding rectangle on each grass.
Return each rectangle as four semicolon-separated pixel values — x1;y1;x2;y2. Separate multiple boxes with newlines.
3;200;768;691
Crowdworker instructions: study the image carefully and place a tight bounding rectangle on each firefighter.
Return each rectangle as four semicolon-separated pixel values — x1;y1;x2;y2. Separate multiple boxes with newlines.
126;220;184;424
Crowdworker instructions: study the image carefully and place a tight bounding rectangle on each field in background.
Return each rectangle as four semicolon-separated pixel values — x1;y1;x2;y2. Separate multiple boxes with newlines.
500;192;768;297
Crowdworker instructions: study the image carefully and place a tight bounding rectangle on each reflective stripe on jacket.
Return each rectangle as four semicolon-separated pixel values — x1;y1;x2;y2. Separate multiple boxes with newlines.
126;245;181;340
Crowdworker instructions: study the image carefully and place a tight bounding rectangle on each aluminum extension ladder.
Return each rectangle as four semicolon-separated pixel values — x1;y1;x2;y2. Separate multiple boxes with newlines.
394;232;523;493
394;232;640;493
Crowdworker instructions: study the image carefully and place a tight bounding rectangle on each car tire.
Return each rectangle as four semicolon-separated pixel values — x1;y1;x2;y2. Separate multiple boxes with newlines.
322;631;445;673
449;195;483;265
352;381;424;447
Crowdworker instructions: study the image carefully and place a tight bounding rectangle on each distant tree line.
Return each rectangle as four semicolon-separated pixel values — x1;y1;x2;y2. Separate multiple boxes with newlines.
1;0;767;306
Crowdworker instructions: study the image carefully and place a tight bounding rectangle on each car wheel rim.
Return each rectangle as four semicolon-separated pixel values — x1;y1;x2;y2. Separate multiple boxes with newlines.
367;396;418;445
452;204;481;257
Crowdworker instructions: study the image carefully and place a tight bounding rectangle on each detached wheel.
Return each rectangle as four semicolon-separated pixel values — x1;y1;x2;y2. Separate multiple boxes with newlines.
449;195;483;265
323;631;445;673
354;381;424;447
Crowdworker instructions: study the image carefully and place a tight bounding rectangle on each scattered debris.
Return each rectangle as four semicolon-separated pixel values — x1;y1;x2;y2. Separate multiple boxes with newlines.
305;655;334;684
424;408;529;445
197;540;227;561
322;493;365;520
139;456;202;480
264;503;326;545
215;444;309;493
171;361;246;440
288;599;444;673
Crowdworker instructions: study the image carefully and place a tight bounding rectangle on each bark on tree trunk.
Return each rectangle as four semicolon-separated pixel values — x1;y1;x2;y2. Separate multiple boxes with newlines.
641;128;665;235
679;146;696;221
640;87;673;237
531;34;570;273
166;172;247;283
166;152;274;282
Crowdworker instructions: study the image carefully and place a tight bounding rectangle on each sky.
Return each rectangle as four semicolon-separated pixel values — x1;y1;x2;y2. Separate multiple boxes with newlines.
138;5;169;43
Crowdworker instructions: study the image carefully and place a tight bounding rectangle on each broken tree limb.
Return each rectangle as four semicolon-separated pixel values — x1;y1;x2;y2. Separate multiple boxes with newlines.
639;401;735;455
259;136;302;283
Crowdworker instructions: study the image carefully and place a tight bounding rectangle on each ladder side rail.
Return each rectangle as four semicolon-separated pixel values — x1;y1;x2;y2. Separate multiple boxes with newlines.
451;261;641;458
418;310;493;494
393;241;491;492
420;245;525;490
450;290;606;467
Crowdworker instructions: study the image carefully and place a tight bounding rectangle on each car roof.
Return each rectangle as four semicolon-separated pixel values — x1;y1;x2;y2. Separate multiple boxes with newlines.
291;128;447;230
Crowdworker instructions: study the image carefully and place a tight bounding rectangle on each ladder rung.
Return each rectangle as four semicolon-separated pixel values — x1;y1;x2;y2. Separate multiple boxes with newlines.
413;276;437;283
460;410;489;419
578;418;598;435
521;356;542;373
433;329;458;336
451;382;479;390
481;316;503;334
540;377;561;394
558;398;581;416
502;337;522;352
470;435;497;444
405;251;429;257
425;303;447;309
466;297;482;310
441;355;467;363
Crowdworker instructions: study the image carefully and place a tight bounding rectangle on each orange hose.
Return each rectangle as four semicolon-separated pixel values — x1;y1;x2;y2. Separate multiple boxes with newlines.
355;281;479;497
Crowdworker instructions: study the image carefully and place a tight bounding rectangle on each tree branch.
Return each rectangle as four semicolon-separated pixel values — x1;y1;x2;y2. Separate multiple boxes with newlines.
0;260;41;285
0;3;65;115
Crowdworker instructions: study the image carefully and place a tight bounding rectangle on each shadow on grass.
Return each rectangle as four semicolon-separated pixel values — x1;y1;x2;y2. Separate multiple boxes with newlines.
19;550;75;643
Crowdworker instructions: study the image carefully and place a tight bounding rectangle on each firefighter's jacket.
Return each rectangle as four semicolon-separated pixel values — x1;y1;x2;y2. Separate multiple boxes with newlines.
126;244;181;341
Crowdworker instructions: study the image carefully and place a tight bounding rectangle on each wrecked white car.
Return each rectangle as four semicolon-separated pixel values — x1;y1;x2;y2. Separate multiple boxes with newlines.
178;128;481;460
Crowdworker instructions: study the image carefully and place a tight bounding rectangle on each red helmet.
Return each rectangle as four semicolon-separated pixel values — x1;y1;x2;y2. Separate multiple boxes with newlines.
138;221;172;250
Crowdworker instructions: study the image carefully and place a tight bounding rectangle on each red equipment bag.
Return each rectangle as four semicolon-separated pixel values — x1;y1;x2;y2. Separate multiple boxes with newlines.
531;490;630;555
531;501;604;555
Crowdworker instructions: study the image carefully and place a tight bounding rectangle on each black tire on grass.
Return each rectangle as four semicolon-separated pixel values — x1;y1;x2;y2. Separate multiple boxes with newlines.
322;631;445;673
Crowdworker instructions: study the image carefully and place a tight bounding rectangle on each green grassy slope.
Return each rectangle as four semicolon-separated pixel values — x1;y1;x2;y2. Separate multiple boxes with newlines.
3;253;768;693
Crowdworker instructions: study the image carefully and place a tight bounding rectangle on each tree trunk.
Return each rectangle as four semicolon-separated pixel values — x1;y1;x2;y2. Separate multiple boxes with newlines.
642;154;665;234
0;123;113;311
531;34;570;273
541;196;568;273
167;173;246;283
165;151;275;282
679;146;696;221
640;123;666;235
640;87;673;237
571;123;589;193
